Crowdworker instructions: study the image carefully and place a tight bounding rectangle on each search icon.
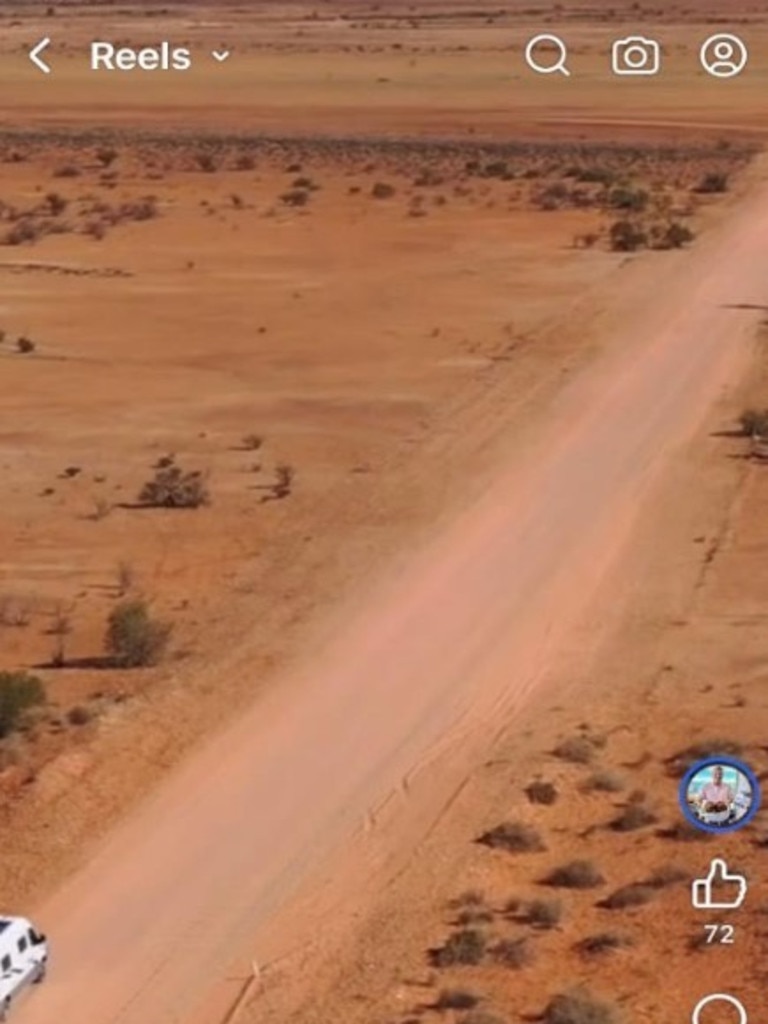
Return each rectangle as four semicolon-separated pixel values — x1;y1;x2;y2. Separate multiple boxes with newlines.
525;34;571;76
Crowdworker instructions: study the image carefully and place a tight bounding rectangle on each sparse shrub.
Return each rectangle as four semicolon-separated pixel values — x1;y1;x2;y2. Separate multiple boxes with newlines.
535;182;570;211
196;152;218;173
450;889;485;908
653;221;694;250
542;989;619;1024
138;464;209;509
371;182;396;199
666;738;743;776
525;779;558;805
116;560;135;596
553;735;596;764
575;167;617;185
647;864;687;888
242;433;263;451
451;889;493;925
53;164;80;178
95;146;118;169
609;803;657;832
482;160;510;179
4;220;42;246
491;937;534;968
657;822;711;842
104;599;171;668
435;989;480;1010
607;186;649;212
525;898;562;929
16;336;36;354
584;770;625;793
457;905;493;926
738;408;768;437
543;860;604;889
609;219;648;252
234;153;255;171
84;220;107;240
431;928;487;967
478;821;545;853
67;705;91;726
0;671;46;738
121;197;158;221
600;883;655;909
45;192;68;215
280;188;309;207
273;463;294;499
576;933;632;956
463;1014;507;1024
695;172;729;194
574;231;600;250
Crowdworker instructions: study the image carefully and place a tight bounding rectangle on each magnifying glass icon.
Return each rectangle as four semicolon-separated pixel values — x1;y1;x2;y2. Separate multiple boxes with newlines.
525;33;571;76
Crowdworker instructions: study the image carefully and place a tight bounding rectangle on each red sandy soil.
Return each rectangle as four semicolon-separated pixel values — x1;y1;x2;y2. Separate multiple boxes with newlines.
11;156;768;1024
1;3;768;1024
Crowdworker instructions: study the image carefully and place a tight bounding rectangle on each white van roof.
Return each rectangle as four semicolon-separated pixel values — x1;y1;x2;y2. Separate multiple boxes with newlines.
0;916;35;936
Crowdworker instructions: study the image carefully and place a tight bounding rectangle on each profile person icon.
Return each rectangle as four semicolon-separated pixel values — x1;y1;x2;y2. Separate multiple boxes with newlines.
700;33;748;78
680;756;760;834
695;765;734;822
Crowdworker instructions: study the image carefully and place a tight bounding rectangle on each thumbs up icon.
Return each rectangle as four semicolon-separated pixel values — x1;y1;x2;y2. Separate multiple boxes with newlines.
692;858;747;910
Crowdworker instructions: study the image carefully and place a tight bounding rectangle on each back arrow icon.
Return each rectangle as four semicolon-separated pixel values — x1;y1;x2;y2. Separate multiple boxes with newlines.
30;37;52;74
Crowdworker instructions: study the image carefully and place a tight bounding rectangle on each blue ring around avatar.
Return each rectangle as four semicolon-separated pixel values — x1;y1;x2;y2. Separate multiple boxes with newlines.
679;756;761;834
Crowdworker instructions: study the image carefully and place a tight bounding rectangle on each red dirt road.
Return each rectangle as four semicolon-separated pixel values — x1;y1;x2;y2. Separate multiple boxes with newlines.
15;180;768;1024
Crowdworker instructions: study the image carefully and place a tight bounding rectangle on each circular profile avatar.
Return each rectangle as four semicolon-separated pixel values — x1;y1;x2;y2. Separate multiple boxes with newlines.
680;757;760;834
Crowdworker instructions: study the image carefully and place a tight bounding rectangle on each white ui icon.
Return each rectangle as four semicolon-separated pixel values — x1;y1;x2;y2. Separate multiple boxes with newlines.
691;858;747;910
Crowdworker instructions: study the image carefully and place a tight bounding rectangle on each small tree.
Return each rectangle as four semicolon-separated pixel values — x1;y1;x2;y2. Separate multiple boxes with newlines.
0;671;45;738
105;599;171;667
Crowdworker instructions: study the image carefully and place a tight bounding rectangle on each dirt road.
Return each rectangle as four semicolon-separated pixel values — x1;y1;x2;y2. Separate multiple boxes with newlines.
14;179;768;1024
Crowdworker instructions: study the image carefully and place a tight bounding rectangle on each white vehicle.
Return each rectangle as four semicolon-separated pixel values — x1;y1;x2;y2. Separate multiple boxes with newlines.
0;917;48;1020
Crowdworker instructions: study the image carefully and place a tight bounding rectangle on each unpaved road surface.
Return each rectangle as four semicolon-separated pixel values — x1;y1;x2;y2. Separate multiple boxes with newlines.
15;181;768;1024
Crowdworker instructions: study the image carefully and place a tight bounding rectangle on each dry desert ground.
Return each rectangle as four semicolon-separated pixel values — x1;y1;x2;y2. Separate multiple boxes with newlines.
1;3;768;1024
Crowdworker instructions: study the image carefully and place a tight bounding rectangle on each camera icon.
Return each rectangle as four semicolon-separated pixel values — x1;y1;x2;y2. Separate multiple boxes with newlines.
611;36;661;75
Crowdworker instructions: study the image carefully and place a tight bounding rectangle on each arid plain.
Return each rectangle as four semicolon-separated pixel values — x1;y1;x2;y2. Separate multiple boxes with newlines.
2;3;768;1024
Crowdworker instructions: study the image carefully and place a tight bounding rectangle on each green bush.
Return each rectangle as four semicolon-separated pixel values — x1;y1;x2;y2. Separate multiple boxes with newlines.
105;600;171;668
0;671;45;738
